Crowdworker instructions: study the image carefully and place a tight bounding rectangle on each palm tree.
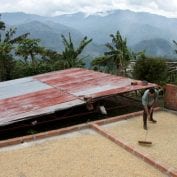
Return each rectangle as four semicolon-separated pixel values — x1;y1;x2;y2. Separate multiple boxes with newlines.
92;31;132;76
61;33;92;68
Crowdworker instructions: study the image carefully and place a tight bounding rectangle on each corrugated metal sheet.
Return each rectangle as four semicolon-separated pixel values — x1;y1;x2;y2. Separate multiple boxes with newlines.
0;77;52;99
35;68;156;98
0;68;156;126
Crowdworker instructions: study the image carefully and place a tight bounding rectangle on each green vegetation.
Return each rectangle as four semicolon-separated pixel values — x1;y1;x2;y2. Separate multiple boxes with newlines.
174;40;177;55
60;33;92;69
92;31;132;76
133;54;168;85
0;20;29;81
170;40;177;84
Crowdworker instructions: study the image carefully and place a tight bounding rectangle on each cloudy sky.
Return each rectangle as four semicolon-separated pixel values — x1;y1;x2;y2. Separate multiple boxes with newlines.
0;0;177;18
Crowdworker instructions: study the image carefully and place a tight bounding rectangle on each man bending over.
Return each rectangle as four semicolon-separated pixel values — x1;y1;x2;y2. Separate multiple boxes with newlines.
142;88;158;130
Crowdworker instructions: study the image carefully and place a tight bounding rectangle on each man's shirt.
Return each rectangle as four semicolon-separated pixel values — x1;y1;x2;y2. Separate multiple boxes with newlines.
142;89;158;106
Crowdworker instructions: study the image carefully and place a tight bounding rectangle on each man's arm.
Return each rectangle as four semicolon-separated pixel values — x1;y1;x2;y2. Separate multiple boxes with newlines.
151;89;159;107
142;90;150;116
144;105;150;115
149;89;159;114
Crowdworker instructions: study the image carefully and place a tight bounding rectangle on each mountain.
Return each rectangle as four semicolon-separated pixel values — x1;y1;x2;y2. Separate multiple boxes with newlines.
15;20;85;51
14;20;106;64
132;38;176;58
1;10;177;59
1;12;46;25
51;10;177;45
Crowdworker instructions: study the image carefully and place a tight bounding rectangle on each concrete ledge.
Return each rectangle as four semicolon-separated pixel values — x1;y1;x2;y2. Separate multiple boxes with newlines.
0;108;161;148
0;123;89;148
93;107;161;126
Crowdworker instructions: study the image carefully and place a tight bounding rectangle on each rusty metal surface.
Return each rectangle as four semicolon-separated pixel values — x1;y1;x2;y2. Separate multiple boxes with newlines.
35;68;156;98
0;87;84;125
0;68;156;126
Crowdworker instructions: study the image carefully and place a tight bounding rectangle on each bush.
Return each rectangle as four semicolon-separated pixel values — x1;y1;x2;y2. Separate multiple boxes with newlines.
133;57;168;85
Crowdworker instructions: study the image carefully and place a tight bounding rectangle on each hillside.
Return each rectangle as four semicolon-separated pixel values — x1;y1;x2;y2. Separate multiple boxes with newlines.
15;20;84;51
1;10;177;59
132;38;176;58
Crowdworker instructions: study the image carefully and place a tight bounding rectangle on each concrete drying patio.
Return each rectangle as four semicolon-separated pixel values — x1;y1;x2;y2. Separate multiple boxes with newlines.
0;109;177;177
102;110;177;169
0;129;164;177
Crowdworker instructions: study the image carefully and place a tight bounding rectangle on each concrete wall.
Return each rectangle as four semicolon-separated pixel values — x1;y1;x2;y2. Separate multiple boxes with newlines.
164;84;177;111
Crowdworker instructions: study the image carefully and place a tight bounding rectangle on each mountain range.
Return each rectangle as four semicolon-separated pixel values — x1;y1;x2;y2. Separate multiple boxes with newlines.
1;10;177;59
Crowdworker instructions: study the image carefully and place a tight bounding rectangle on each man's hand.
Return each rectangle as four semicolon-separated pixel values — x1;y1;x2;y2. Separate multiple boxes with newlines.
145;106;151;120
145;106;149;115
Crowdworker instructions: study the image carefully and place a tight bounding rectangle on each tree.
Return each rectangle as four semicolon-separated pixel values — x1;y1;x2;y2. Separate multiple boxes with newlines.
41;48;64;71
60;33;92;68
169;40;177;84
1;15;65;80
133;56;168;85
0;42;15;81
15;38;61;77
0;14;5;41
0;28;27;80
92;55;117;74
173;40;177;54
0;16;29;81
92;31;132;76
15;38;44;66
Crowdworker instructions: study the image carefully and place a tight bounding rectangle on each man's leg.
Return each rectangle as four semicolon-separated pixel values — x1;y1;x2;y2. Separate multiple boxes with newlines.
149;107;157;123
143;109;148;130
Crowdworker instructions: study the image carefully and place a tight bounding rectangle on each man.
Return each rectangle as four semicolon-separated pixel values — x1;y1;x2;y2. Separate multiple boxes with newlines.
142;88;158;130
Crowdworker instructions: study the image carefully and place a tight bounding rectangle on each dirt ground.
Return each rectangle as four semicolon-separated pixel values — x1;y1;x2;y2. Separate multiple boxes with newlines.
103;110;177;169
0;129;164;177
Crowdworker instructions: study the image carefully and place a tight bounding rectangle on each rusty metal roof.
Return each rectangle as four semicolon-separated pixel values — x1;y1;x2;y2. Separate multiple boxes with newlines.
0;68;156;126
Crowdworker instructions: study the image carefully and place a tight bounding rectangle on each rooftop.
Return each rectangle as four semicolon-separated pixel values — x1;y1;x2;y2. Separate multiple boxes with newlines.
0;68;155;126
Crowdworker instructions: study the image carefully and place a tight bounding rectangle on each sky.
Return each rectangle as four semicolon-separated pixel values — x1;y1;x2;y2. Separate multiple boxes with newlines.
0;0;177;18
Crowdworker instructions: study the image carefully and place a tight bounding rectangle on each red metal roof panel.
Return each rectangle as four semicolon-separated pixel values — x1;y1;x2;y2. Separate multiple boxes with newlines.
0;68;156;126
36;68;156;98
0;88;84;125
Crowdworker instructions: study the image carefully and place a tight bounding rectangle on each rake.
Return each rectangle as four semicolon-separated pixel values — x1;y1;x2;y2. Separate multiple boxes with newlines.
138;129;152;145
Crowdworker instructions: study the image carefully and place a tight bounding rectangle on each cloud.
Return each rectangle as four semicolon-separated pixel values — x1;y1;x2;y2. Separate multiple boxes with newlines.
0;0;177;18
122;0;177;17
